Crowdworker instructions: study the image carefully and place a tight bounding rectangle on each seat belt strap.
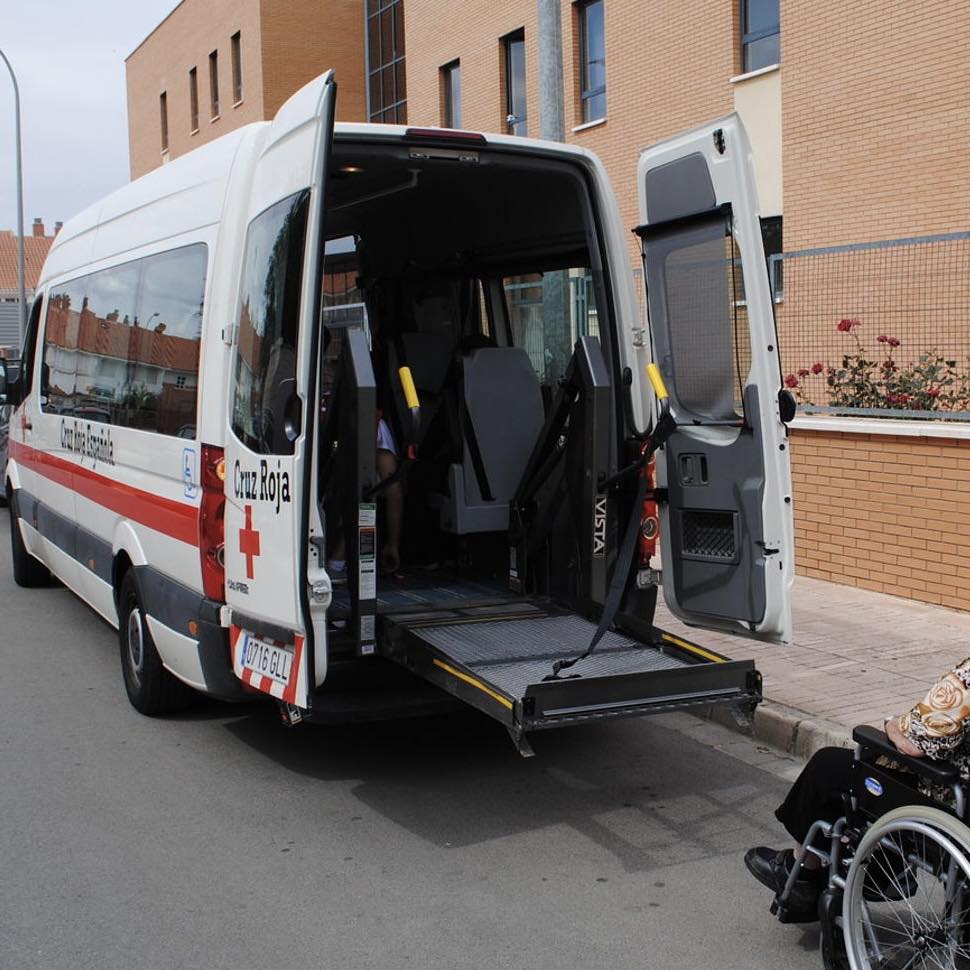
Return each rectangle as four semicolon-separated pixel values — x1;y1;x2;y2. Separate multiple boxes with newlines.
545;399;675;680
544;458;649;680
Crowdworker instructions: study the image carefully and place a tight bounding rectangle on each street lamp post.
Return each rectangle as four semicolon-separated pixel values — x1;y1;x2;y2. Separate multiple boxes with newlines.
0;48;27;349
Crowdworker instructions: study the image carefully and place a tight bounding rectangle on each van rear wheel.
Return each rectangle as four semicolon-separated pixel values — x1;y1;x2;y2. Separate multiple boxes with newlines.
8;497;50;587
118;571;191;715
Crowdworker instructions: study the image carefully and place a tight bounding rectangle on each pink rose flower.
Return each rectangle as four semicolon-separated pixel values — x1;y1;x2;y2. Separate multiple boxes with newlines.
784;373;799;388
811;362;824;374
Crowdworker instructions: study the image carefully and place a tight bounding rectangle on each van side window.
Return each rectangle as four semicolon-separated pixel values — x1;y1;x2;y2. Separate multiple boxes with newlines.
42;278;85;413
136;245;206;435
82;261;142;424
19;294;45;395
231;189;310;455
40;243;207;434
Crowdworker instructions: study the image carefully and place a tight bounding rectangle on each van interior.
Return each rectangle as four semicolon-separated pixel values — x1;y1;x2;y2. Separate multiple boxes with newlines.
317;133;624;647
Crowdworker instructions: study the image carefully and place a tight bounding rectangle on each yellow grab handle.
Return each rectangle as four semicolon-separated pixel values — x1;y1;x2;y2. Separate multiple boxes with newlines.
646;363;669;401
398;366;420;410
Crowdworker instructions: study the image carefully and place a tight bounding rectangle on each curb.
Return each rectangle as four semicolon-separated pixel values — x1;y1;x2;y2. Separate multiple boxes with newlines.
697;698;854;760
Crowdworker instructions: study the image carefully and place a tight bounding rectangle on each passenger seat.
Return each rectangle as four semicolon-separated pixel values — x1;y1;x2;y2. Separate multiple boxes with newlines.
434;347;544;534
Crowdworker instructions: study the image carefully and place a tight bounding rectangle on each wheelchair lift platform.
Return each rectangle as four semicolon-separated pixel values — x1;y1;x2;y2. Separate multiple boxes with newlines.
379;598;762;750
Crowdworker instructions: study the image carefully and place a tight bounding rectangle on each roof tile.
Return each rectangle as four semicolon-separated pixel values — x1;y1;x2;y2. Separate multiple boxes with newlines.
0;230;56;291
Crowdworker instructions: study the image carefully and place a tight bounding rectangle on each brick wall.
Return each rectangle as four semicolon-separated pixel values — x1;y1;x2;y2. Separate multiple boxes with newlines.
791;428;970;610
405;1;538;137
126;0;266;178
259;0;365;121
782;0;970;250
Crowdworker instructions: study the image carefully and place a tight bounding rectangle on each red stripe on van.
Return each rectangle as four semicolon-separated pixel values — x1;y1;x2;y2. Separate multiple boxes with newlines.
9;439;199;547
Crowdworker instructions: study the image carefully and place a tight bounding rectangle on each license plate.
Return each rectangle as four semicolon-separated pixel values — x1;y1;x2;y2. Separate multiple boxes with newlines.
241;633;294;686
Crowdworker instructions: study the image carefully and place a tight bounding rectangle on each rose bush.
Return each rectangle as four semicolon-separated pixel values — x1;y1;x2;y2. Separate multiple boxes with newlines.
785;319;970;413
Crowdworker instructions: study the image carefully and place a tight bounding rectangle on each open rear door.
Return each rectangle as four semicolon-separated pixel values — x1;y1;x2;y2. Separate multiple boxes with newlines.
223;72;336;710
636;115;793;643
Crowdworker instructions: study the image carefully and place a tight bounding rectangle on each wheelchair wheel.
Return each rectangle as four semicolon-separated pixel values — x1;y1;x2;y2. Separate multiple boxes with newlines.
843;805;970;970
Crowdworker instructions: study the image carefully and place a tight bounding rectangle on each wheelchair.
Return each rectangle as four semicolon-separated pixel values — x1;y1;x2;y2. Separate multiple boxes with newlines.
771;726;970;970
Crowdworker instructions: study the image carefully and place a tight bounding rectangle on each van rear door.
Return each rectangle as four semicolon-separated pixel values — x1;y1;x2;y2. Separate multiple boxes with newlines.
223;72;336;708
635;115;794;643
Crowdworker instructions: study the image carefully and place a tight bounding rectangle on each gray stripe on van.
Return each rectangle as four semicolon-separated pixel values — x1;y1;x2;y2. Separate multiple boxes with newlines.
14;486;244;700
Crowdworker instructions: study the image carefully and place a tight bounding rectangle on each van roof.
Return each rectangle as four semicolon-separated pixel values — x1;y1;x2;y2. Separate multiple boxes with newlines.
41;120;597;288
40;125;252;287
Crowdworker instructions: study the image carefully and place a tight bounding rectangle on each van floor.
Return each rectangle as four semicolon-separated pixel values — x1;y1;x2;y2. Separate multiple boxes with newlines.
329;568;519;617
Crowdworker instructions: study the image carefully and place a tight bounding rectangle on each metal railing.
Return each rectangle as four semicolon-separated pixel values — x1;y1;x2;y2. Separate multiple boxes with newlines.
768;231;970;421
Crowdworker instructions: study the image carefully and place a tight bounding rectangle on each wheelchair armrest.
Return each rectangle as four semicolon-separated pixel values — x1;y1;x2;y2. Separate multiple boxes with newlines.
852;724;959;785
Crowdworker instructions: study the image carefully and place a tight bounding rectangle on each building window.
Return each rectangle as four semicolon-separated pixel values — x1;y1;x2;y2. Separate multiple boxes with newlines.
231;31;243;104
209;49;220;119
503;30;526;136
578;0;606;123
189;68;199;132
741;0;779;73
159;92;168;152
761;215;783;298
440;60;461;128
366;0;407;123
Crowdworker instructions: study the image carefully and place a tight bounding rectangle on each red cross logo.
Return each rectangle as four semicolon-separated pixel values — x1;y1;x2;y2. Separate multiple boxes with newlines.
239;505;261;580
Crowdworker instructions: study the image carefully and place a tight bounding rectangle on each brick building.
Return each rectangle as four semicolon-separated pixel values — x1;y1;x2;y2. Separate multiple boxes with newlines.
0;219;58;353
126;0;367;179
126;0;970;610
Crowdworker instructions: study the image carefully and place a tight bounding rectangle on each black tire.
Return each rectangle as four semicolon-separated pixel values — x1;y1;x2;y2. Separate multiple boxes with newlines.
118;570;192;715
8;495;50;587
843;805;970;970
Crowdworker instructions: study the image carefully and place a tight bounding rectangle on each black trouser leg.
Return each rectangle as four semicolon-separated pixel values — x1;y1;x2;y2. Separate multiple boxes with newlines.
775;746;855;844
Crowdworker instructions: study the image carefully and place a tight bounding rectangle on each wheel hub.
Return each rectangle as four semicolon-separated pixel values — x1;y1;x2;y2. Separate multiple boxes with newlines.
127;610;144;687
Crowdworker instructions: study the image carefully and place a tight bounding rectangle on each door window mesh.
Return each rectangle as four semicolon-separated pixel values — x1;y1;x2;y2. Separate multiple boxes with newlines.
643;216;751;423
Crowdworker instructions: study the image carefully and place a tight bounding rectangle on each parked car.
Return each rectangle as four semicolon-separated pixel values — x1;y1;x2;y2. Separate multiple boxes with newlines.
0;359;19;506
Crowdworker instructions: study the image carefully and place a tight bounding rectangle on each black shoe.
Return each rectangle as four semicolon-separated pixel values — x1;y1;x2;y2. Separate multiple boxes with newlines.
745;847;822;921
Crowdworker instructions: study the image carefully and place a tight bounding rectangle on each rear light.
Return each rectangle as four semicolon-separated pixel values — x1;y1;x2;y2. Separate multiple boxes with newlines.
198;444;226;601
404;127;487;144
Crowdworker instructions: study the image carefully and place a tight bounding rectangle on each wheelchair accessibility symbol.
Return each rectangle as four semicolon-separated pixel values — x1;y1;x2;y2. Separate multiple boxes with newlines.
863;776;883;796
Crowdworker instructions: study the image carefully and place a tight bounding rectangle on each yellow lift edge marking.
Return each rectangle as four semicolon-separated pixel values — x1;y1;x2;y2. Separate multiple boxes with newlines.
433;658;514;710
661;632;726;664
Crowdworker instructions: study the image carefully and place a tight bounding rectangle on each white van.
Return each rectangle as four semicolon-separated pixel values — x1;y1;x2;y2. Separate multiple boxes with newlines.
1;72;793;751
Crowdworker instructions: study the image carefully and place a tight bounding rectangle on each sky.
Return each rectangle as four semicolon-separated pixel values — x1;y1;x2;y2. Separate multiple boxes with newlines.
0;0;181;234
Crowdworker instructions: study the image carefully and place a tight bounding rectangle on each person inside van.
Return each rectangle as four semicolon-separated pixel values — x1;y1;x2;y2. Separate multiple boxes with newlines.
325;410;403;580
745;657;970;920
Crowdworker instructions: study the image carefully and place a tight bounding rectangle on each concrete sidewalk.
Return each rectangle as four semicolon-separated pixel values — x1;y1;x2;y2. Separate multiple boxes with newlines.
654;575;970;759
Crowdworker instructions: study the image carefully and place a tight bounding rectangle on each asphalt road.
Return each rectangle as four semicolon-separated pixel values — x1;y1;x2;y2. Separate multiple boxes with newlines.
0;509;821;970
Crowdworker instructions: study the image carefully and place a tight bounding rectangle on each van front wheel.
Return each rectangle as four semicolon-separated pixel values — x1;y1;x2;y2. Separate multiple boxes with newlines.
118;571;191;715
8;497;50;587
